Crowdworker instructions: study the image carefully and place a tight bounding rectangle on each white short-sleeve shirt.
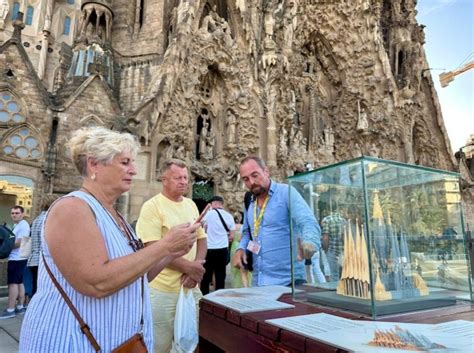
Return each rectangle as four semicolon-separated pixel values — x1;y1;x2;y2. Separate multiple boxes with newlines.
204;208;235;249
9;219;30;261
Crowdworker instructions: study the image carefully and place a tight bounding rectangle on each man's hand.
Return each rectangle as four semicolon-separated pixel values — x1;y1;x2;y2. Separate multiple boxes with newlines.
181;274;198;288
185;259;206;282
232;249;247;269
322;234;329;251
302;242;316;259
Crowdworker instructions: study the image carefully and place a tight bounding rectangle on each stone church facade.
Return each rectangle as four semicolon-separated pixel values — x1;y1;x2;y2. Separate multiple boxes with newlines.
0;0;471;225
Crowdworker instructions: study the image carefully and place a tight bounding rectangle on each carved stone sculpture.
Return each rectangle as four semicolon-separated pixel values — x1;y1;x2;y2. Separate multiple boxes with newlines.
357;106;369;132
205;129;215;160
226;109;237;145
199;119;209;159
0;0;462;222
323;127;335;159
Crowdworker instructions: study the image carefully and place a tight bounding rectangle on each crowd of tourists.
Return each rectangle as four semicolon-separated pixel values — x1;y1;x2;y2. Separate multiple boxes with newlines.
0;126;329;353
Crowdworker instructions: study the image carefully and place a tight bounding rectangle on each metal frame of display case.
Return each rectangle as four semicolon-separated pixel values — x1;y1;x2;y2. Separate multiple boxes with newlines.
288;156;472;319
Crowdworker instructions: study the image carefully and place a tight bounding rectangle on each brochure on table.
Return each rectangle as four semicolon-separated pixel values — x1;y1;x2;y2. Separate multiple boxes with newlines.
203;286;295;313
266;313;473;352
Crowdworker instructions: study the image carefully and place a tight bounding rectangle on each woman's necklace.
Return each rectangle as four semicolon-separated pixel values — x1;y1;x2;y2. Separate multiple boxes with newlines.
80;186;122;224
79;186;143;251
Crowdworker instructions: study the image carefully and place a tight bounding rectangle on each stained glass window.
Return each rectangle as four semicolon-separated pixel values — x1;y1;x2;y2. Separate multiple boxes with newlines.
0;91;25;124
63;16;71;35
11;3;20;21
25;6;34;26
2;128;42;160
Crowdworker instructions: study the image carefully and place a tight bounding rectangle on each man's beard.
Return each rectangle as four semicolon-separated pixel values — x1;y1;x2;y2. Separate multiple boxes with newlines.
251;185;266;196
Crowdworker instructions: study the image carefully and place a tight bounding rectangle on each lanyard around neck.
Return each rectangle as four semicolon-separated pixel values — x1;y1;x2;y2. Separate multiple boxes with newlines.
253;194;270;238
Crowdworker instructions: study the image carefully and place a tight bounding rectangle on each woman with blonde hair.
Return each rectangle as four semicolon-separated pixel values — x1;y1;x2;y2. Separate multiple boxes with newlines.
20;127;199;352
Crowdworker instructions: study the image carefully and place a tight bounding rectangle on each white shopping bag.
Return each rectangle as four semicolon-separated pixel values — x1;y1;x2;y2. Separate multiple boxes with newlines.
19;236;32;258
170;285;198;353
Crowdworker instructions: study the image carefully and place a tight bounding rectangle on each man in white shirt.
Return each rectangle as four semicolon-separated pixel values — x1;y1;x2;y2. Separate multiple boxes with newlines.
200;196;236;295
0;205;30;319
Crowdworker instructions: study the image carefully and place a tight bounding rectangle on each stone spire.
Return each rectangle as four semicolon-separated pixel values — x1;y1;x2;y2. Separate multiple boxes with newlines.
66;0;115;86
77;0;114;47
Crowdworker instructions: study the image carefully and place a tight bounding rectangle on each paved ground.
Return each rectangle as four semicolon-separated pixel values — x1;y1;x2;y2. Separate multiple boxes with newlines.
0;297;22;353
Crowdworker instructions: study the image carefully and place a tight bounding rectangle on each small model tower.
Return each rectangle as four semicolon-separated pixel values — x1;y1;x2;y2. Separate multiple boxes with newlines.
337;220;372;299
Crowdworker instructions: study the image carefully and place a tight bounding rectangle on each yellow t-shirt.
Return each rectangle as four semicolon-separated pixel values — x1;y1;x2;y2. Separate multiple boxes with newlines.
136;193;207;292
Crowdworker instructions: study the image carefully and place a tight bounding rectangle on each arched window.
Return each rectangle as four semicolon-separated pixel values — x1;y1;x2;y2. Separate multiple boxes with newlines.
80;114;104;127
63;16;71;35
0;91;26;124
67;0;75;4
11;2;20;20
25;6;34;25
2;127;42;160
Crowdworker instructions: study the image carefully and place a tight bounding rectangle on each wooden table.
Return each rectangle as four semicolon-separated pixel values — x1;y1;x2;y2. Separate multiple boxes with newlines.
199;294;474;353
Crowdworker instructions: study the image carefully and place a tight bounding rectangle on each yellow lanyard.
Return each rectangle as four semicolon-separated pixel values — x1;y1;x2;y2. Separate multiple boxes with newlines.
253;195;270;238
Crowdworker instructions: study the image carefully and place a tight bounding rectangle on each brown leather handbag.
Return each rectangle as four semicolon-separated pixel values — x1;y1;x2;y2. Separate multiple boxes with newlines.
111;333;147;353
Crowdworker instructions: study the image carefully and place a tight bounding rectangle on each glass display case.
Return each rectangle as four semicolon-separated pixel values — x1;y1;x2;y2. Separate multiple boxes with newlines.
289;156;472;319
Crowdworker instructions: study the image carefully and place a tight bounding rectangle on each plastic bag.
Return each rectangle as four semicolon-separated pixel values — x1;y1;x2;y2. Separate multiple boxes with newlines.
170;286;198;353
19;236;32;258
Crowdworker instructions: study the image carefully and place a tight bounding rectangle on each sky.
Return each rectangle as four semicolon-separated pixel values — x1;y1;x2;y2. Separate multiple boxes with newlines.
416;0;474;153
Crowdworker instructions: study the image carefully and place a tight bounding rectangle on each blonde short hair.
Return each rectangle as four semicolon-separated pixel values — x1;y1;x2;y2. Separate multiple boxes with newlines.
68;127;140;176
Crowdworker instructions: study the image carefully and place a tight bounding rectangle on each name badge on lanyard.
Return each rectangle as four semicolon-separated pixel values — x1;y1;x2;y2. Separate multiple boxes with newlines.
247;240;261;254
249;194;270;255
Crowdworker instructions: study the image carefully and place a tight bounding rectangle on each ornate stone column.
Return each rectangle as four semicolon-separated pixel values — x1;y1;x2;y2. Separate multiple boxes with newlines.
38;0;54;79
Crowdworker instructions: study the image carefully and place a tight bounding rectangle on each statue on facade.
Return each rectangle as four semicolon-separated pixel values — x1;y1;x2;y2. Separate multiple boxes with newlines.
199;119;209;159
279;126;288;157
323;127;335;157
157;140;174;173
292;128;306;156
351;141;362;158
226;109;237;145
303;43;317;75
201;5;233;46
175;144;187;161
357;100;369;132
368;142;379;158
205;129;215;160
164;142;174;161
262;0;278;69
288;90;299;126
403;136;415;164
263;0;276;42
283;0;297;50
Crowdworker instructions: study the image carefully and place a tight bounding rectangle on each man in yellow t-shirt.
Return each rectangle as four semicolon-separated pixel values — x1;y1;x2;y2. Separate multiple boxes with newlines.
136;159;207;353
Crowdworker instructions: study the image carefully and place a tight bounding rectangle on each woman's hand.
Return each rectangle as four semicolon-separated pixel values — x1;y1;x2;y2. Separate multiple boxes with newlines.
162;223;199;258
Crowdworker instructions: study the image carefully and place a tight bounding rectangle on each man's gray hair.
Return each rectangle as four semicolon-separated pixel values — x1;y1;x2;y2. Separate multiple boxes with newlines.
240;156;267;169
160;158;187;175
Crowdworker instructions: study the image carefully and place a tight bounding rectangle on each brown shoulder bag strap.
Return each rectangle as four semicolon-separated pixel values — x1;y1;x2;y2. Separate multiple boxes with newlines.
42;254;102;353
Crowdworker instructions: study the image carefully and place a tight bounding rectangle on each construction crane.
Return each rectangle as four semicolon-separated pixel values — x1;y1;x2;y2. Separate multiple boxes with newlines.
439;60;474;87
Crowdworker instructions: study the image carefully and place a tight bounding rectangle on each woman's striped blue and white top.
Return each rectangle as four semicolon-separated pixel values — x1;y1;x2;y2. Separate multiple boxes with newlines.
19;191;153;352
